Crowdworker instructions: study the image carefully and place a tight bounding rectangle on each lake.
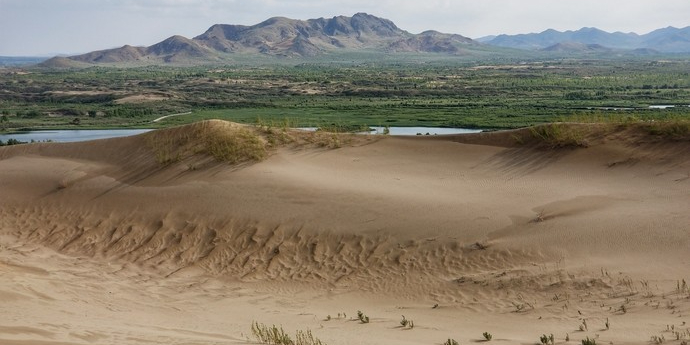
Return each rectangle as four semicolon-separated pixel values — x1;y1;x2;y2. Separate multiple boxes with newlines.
0;129;152;143
298;127;483;136
648;105;690;109
0;126;482;144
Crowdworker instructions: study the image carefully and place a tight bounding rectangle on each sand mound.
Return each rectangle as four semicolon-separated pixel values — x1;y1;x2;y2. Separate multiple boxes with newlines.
115;93;171;104
1;121;689;344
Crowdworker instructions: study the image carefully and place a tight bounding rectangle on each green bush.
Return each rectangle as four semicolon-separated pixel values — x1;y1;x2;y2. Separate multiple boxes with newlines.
582;336;597;345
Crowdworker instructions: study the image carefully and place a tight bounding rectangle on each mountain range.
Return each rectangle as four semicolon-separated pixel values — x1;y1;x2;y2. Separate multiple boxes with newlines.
42;13;480;66
39;14;690;66
479;26;690;53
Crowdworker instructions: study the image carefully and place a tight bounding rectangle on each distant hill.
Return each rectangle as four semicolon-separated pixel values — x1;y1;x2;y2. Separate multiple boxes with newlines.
541;42;613;53
0;56;49;67
43;13;484;66
485;26;690;53
38;56;89;68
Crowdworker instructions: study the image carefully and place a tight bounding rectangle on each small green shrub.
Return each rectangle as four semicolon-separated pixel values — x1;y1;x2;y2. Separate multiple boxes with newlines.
0;138;25;146
357;310;369;324
483;331;493;341
444;339;459;345
582;336;596;345
400;315;408;327
579;319;588;331
398;315;414;329
651;335;666;344
540;333;555;345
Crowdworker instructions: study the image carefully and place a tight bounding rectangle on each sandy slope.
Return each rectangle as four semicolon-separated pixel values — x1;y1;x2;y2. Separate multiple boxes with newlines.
1;121;689;345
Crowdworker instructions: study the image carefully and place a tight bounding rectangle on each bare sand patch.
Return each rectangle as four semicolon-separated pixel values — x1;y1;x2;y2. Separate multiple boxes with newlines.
115;94;170;104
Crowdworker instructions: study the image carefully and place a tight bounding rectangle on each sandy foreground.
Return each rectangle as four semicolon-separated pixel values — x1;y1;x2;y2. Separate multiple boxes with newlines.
1;121;689;345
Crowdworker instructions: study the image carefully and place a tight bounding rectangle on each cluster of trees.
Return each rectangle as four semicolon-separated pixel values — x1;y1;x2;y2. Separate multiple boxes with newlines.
1;109;41;118
104;107;154;118
0;138;24;146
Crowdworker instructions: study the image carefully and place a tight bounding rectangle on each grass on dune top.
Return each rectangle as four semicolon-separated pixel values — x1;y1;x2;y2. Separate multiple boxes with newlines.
145;120;267;165
144;119;360;165
143;115;690;168
524;116;690;149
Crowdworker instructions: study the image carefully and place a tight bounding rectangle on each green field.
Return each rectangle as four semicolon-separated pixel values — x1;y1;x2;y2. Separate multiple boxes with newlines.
1;58;690;132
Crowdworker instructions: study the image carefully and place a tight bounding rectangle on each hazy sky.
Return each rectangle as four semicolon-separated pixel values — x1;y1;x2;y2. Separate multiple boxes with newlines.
2;0;689;56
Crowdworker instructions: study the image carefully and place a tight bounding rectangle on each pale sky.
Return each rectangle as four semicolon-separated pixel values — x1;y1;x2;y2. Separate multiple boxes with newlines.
1;0;689;56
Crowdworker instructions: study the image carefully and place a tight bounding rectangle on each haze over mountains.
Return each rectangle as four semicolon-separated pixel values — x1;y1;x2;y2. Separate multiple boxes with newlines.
37;13;690;66
480;26;690;53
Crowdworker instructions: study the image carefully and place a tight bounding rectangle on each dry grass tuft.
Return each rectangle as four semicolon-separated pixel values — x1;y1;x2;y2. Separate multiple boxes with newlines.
146;120;267;165
251;321;326;345
642;120;690;140
529;123;589;148
512;117;690;151
146;120;363;166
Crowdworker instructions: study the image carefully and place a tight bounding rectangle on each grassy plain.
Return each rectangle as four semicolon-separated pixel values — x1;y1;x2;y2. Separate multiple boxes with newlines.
1;58;690;132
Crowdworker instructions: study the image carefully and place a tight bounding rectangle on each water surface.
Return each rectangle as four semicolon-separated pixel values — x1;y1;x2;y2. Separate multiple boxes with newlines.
298;126;482;136
1;126;483;144
0;129;152;143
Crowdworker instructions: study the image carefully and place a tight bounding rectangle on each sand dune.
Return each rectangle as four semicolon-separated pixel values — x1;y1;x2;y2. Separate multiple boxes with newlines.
1;121;689;345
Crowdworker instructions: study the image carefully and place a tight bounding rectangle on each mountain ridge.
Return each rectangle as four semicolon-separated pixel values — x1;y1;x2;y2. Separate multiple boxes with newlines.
44;13;479;66
38;15;690;66
485;26;690;52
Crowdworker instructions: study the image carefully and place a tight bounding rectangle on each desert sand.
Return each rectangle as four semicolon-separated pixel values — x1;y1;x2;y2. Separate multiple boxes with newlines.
1;120;689;345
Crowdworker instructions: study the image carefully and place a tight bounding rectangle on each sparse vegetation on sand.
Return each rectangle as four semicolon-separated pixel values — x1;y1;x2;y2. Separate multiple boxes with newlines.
581;337;597;345
510;116;690;150
644;119;690;139
528;123;589;148
146;120;267;165
145;119;357;165
399;315;414;329
251;321;326;345
540;333;555;345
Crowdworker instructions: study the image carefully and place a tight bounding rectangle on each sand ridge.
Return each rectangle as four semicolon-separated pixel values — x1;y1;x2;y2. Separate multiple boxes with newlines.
1;121;689;344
